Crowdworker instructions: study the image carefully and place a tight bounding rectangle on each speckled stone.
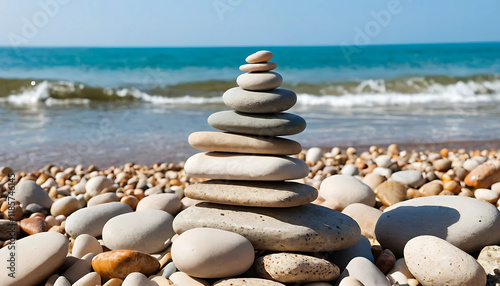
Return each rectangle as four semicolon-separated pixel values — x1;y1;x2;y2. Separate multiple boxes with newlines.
184;180;317;207
256;253;339;283
208;110;306;136
189;131;301;155
404;235;487;286
173;202;360;252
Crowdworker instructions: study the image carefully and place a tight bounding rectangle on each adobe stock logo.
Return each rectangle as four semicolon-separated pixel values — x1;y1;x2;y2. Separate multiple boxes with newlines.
341;0;409;63
6;0;71;48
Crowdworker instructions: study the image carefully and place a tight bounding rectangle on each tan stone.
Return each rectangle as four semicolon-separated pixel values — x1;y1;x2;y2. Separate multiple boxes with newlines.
375;181;407;206
256;253;339;283
188;131;301;155
240;62;277;72
185;180;317;207
245;50;273;63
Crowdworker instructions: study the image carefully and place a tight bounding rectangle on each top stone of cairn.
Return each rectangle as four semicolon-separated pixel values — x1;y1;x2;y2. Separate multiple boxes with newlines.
246;50;273;63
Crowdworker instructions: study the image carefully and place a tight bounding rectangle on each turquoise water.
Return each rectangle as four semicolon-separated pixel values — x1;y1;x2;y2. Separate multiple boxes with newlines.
1;43;500;170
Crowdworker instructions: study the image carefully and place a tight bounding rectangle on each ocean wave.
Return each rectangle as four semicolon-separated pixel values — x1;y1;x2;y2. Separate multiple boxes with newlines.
1;74;500;107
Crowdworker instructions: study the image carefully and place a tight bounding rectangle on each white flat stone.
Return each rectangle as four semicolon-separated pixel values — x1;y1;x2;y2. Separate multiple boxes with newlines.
184;152;309;181
240;62;277;72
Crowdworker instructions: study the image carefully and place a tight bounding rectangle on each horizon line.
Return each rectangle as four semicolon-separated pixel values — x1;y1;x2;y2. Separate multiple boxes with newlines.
0;40;499;49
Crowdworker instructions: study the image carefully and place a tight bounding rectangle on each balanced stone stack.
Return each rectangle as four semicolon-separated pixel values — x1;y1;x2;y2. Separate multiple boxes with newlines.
173;51;361;283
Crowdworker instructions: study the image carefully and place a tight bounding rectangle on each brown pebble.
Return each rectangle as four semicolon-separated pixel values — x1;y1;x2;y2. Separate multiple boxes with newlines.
92;249;160;280
440;148;449;158
443;180;461;194
465;160;500;189
375;181;407;206
371;245;383;261
376;249;396;274
48;225;65;234
419;182;443;196
120;195;139;210
20;216;47;235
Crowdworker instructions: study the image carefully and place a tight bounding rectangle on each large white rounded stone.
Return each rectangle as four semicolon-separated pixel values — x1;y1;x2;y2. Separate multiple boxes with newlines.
14;180;53;209
172;228;254;278
0;232;68;286
404;235;487;286
102;209;175;253
319;175;376;211
375;195;500;257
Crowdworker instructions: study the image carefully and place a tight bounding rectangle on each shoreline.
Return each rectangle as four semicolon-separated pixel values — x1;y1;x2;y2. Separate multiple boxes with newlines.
4;138;500;172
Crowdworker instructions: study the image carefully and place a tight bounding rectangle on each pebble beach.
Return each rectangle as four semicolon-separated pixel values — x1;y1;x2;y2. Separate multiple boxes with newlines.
1;51;500;286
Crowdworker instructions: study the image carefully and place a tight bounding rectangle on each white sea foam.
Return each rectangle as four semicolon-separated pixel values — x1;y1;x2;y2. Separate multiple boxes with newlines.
2;78;500;107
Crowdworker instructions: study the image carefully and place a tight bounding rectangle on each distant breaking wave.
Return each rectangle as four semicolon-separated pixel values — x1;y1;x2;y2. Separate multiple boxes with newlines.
1;74;500;107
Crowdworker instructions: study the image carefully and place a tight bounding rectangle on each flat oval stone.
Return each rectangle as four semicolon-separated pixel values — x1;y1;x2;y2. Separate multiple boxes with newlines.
172;228;254;278
173;202;361;252
237;72;283;91
185;180;317;207
208;111;306;136
334;257;390;286
375;181;407;206
375;195;500;257
240;62;277;72
319;175;376;211
0;232;69;286
102;209;175;254
404;235;487;286
184;152;309;181
51;196;81;216
65;202;133;237
87;192;119;207
14;180;53;209
256;253;339;283
136;193;181;215
215;278;285;285
222;87;296;113
85;176;113;197
246;50;273;63
92;250;160;280
389;170;425;188
189;131;301;155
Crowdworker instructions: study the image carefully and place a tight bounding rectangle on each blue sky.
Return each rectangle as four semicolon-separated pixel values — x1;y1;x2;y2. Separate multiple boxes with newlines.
0;0;499;47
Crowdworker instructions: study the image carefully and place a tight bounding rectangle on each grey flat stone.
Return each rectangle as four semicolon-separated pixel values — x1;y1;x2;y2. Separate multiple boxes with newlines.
208;110;306;136
223;87;296;113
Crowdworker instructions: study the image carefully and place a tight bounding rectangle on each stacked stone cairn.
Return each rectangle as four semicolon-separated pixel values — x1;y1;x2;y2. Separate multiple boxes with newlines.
172;51;362;284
